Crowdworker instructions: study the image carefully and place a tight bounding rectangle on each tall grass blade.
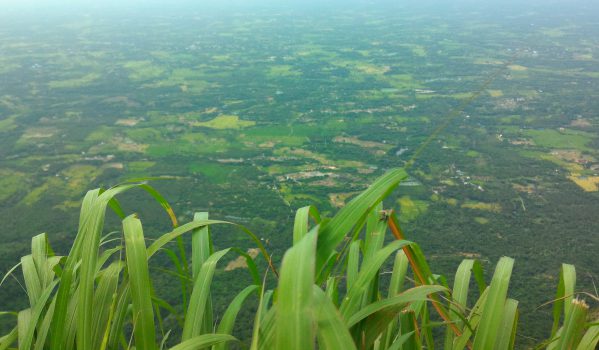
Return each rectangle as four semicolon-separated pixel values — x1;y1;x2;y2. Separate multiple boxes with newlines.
555;299;588;349
18;308;31;349
182;249;230;340
192;212;214;335
388;251;409;299
20;280;58;350
577;323;599;350
192;212;212;280
312;286;357;350
494;298;519;350
363;203;385;260
325;276;340;306
123;214;157;350
340;240;413;320
169;334;236;350
399;310;420;350
472;257;515;350
346;285;446;348
33;298;55;350
346;240;361;292
293;205;320;245
250;272;271;350
230;248;261;286
452;288;489;350
138;183;178;227
275;229;317;350
21;255;42;307
257;308;276;350
551;264;576;337
0;327;17;350
382;250;409;349
445;259;476;348
50;189;100;350
387;331;415;350
107;284;130;350
214;285;258;350
91;262;122;350
316;168;407;281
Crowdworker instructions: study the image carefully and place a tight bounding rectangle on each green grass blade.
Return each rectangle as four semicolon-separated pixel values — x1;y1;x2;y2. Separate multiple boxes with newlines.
256;308;276;350
351;287;443;350
169;334;237;350
182;249;230;340
452;287;489;350
551;263;576;337
398;310;421;350
556;299;588;349
421;302;434;350
382;250;409;349
50;189;101;350
472;257;515;350
316;168;407;282
18;308;31;349
340;240;413;320
387;331;415;350
91;262;122;350
147;219;274;275
192;212;212;280
123;214;157;350
577;323;599;350
388;250;409;298
325;276;340;306
346;240;361;293
21;255;42;307
275;228;317;350
0;261;22;289
77;190;115;350
61;288;79;350
108;284;130;350
147;220;227;258
293;205;320;245
312;286;357;350
347;285;446;328
20;280;58;350
230;248;261;286
250;272;271;350
494;298;519;350
363;202;385;262
0;326;17;350
192;212;214;335
214;285;258;350
445;259;475;348
138;183;178;227
31;233;53;289
34;298;55;350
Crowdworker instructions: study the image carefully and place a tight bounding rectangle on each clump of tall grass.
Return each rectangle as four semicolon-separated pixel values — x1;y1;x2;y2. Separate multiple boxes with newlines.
0;168;597;349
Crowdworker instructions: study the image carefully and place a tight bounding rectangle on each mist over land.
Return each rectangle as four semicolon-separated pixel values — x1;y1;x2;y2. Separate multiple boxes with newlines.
1;0;598;346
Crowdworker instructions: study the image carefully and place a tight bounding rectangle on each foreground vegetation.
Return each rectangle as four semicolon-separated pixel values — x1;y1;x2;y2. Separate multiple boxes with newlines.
0;168;597;349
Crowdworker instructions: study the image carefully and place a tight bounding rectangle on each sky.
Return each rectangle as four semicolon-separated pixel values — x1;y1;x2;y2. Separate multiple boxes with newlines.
0;0;598;24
